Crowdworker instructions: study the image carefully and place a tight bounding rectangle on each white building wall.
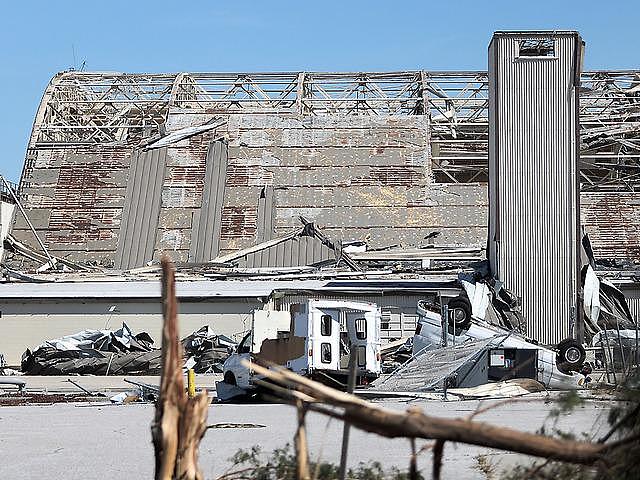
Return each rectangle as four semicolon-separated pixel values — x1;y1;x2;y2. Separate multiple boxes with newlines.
275;293;425;342
0;200;15;259
0;298;263;366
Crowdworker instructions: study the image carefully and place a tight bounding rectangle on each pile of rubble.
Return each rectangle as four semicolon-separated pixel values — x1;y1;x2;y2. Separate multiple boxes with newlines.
20;323;236;376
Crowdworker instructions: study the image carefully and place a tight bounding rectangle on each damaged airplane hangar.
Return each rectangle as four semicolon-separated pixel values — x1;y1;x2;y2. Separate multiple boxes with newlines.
10;69;640;268
0;32;638;395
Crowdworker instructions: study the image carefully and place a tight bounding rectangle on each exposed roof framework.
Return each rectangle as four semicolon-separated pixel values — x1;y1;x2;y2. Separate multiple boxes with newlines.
580;71;640;190
28;70;640;191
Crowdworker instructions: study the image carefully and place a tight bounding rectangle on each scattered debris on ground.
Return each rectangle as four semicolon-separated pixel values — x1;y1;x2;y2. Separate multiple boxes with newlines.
109;391;143;404
0;377;26;394
371;334;585;398
0;393;94;406
446;378;546;399
0;353;22;376
380;337;413;373
206;423;266;429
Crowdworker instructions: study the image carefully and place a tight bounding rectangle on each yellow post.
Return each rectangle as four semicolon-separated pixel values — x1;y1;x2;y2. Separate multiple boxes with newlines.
187;368;196;398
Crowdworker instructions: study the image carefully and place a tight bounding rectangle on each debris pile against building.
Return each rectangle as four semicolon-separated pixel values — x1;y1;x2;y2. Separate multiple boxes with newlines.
0;31;638;399
21;323;159;375
20;323;235;376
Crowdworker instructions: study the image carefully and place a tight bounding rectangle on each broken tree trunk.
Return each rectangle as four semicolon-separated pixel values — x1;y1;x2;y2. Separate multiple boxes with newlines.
152;256;210;480
294;400;311;480
248;361;609;466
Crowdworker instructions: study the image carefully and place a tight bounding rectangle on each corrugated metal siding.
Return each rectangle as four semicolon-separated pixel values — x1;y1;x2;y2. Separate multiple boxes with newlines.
244;235;335;268
189;139;228;262
217;114;485;266
249;186;275;267
275;292;422;342
274;235;333;266
10;149;130;266
628;297;640;322
488;33;581;343
255;186;274;244
114;148;167;268
619;283;640;322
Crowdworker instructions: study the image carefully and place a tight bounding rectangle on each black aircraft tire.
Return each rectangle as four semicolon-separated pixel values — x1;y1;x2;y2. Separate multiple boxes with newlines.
556;338;586;373
447;297;472;336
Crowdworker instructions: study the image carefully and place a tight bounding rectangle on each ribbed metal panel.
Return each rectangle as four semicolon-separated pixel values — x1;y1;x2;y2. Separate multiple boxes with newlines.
488;32;582;344
627;297;640;322
269;235;333;267
190;139;228;262
248;186;275;268
619;284;640;322
115;148;167;269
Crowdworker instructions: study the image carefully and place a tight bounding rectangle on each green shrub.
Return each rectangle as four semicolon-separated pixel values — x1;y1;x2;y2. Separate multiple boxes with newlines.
222;443;423;480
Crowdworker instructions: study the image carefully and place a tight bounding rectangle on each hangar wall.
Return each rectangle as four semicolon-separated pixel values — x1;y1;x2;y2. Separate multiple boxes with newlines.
12;107;489;268
8;70;639;272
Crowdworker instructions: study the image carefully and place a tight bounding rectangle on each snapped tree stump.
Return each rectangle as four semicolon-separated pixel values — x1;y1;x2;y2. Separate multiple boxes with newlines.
152;256;210;480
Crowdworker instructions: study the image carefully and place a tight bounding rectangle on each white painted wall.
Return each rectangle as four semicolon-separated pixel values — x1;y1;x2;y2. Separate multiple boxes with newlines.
0;200;15;259
0;298;263;366
276;293;424;342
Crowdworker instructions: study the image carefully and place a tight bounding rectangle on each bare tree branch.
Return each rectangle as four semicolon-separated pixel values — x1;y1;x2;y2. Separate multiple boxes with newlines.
246;361;607;465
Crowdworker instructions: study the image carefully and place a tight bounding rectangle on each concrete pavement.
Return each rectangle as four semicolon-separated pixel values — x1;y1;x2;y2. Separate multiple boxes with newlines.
0;396;612;479
2;374;222;396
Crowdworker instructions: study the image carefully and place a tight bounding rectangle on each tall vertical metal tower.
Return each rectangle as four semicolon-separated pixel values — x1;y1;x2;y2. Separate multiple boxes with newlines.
488;31;584;344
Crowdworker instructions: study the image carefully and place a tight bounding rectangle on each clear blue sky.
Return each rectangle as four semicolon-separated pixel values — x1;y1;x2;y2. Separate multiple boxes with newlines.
1;0;637;181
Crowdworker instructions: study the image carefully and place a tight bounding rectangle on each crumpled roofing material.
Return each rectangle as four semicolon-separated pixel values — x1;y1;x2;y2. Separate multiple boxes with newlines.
21;323;236;375
371;337;502;392
21;323;159;375
182;325;236;374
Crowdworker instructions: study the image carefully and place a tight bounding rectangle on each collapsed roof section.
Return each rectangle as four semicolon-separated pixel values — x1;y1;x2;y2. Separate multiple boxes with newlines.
26;70;640;188
7;70;640;271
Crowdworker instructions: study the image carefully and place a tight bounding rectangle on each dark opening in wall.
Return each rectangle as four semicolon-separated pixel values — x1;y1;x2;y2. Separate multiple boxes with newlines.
518;39;555;57
355;318;367;340
433;170;488;183
431;143;489;183
320;314;332;336
321;343;332;363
